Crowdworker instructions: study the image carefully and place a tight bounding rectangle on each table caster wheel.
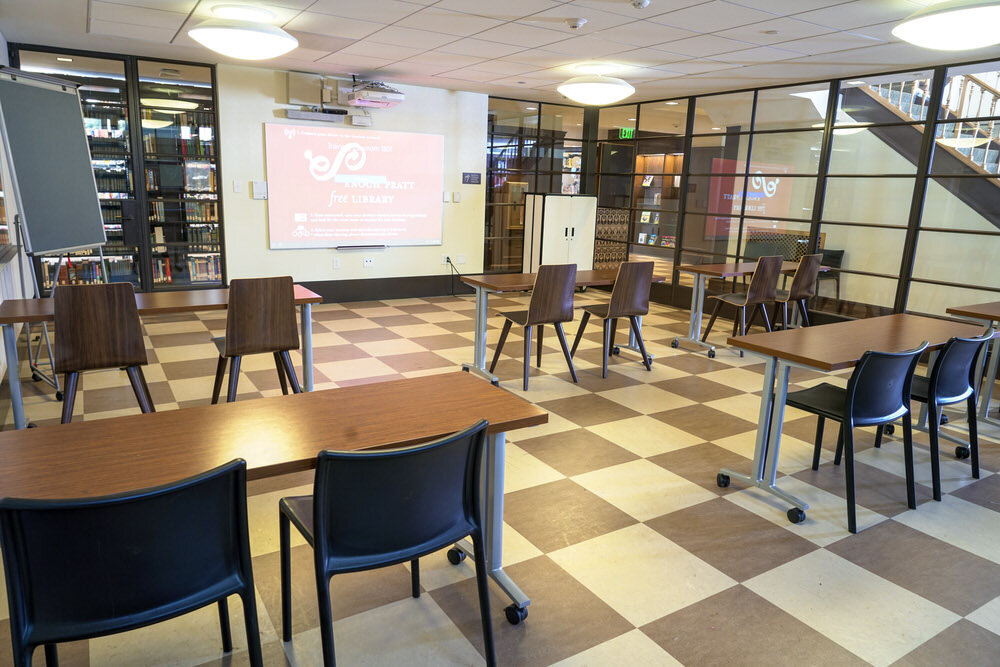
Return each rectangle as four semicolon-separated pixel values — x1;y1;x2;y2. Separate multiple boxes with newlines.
940;414;949;425
716;473;730;488
708;349;716;359
505;605;528;625
883;424;895;435
31;372;41;382
491;379;499;387
446;548;466;565
462;367;469;373
26;423;37;428
955;446;971;460
787;508;806;524
612;346;620;356
670;339;680;349
55;391;63;402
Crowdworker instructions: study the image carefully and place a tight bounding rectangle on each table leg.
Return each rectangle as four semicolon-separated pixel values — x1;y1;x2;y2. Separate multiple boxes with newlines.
461;285;499;384
3;323;26;430
979;333;1000;424
618;315;654;362
671;273;715;356
300;303;313;392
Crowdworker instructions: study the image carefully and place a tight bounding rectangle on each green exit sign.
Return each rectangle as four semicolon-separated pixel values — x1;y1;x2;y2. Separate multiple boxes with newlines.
619;127;635;139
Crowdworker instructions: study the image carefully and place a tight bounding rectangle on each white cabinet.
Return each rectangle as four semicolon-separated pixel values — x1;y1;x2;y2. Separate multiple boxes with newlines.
522;193;597;273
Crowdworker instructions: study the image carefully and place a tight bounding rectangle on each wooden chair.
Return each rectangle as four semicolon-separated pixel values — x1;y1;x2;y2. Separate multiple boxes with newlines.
772;253;823;329
488;264;578;391
53;283;152;424
701;255;782;341
570;261;654;378
212;276;300;404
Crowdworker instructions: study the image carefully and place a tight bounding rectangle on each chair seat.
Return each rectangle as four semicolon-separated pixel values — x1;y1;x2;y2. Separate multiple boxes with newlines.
909;374;973;405
499;310;529;326
213;336;226;356
707;292;749;307
279;496;315;547
786;383;847;421
582;303;610;319
775;289;790;302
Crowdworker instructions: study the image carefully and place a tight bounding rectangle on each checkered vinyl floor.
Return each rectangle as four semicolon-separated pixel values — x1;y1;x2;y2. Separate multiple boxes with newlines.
2;293;1000;666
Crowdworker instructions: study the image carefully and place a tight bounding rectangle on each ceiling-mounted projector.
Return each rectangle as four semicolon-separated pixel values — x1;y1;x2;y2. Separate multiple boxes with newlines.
340;81;404;109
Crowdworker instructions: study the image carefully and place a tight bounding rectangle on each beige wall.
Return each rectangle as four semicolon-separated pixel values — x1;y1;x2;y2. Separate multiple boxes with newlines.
215;64;487;283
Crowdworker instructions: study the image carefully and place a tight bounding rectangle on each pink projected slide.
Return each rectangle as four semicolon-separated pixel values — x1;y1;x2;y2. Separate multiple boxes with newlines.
264;123;444;248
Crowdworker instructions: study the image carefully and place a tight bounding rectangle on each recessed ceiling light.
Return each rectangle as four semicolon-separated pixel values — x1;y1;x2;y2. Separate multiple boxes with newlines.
627;117;636;121
526;106;537;110
56;57;73;62
141;118;173;129
665;101;679;105
140;97;200;110
711;126;722;130
211;4;275;22
893;0;1000;50
846;80;866;85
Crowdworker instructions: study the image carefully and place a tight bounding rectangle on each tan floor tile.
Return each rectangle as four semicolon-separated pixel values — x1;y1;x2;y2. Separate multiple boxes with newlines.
537;394;641;428
142;320;210;335
713;430;830;475
380;351;454;373
413;310;472;323
320;317;379;332
155;342;219;363
967;594;1000;636
587;415;702;458
574;459;717;522
506;411;577;441
354;338;426;357
794;460;934;518
245;485;311;558
893;494;1000;564
499;374;590;402
551;629;682;666
651;404;757;442
504;442;565;493
315;357;398;382
597;383;695;414
856;440;986;495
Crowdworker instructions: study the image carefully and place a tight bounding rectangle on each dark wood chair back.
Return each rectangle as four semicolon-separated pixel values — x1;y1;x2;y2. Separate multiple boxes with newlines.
53;283;146;374
224;277;299;357
526;264;577;326
788;253;823;301
745;255;782;306
608;261;654;319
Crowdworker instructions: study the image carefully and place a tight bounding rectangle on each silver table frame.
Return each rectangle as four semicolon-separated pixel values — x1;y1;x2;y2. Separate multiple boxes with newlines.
2;302;317;430
671;270;716;356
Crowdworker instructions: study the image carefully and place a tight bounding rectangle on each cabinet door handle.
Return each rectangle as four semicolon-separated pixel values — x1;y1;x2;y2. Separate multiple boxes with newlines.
565;227;569;237
571;227;575;237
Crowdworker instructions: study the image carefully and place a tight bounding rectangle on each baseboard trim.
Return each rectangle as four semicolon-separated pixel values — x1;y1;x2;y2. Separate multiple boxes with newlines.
301;273;475;303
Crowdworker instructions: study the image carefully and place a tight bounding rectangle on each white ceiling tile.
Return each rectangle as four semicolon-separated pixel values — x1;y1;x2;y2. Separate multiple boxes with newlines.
654;58;742;74
774;30;884;56
278;47;334;63
436;38;527;58
337;41;424;60
611;47;688;67
493;73;564;86
844;20;902;42
715;45;805;64
475;22;569;47
285;31;356;53
395;8;504;36
436;68;502;82
723;0;848;15
91;1;187;30
792;0;923;31
519;5;635;33
114;0;196;11
375;62;450;76
594;20;699;47
502;49;578;67
283;12;386;39
301;0;422;23
568;0;707;20
407;51;486;68
462;59;541;75
89;18;177;43
713;17;833;45
361;25;458;49
538;34;633;57
190;3;300;23
651;1;779;32
651;34;756;58
315;53;395;71
433;0;563;17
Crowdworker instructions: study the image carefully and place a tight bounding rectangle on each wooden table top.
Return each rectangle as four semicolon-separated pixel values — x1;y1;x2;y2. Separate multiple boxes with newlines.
0;372;547;499
677;261;828;278
0;285;323;325
727;313;988;371
461;269;665;292
946;301;1000;323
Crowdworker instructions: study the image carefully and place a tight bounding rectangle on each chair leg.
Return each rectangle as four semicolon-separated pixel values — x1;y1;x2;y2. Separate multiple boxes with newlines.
759;303;772;332
227;356;242;403
602;319;611;379
274;352;289;395
410;559;420;598
126;366;154;413
240;589;265;667
280;511;293;642
844;426;857;534
968;395;980;479
279;351;302;394
812;416;825;471
218;597;233;653
738;306;747;336
522;326;532;391
798;300;811;327
609;318;618;355
136;366;155;412
928;403;942;501
628;316;652;371
471;532;497;667
211;356;227;405
44;644;58;667
536;324;544;368
902;415;917;510
874;425;883;448
571;311;590;357
702;300;722;342
747;304;761;332
782;302;789;331
554;322;578;383
316;573;336;667
60;372;79;424
834;424;844;465
489;320;511;374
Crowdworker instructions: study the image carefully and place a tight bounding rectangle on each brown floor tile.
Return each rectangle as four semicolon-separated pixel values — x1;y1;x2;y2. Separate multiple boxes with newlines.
893;620;1000;666
647;498;817;581
0;618;91;665
537;394;641;428
369;314;428;327
395;303;446;314
783;415;854;451
335;374;407;387
650;404;756;441
571;345;633;369
641;585;867;666
972;438;1000;474
148;331;212;348
83;381;175;413
379;351;453;373
649;442;759;495
656;353;729;375
949;473;1000;511
432;555;633;666
827;521;1000;616
197;640;291;666
345;300;390;310
254;544;413;636
312;309;362;322
793;460;933;518
409;333;474;350
517;428;638;477
653;375;744;402
200;317;227;331
336;327;398;343
161;357;225;381
505;479;637;552
490;358;547;380
312;344;371;364
143;312;199;323
552;368;642;392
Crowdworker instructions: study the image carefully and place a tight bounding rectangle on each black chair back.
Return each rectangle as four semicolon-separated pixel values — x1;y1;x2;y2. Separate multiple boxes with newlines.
821;248;844;269
0;460;255;654
929;332;993;405
313;421;488;567
846;343;928;426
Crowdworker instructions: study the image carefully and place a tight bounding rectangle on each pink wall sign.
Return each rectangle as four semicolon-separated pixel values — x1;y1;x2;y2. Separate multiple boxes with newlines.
264;123;444;248
704;158;792;239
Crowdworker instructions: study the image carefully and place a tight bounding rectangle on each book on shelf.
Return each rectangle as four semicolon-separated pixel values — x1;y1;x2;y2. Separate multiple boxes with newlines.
648;235;657;245
151;257;173;284
641;175;654;187
637;232;647;244
661;236;676;248
653;212;660;224
186;254;220;282
639;211;651;223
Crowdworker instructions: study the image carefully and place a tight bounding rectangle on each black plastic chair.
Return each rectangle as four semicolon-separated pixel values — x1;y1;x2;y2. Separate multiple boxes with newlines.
279;421;496;667
0;460;263;667
875;332;993;501
786;342;928;533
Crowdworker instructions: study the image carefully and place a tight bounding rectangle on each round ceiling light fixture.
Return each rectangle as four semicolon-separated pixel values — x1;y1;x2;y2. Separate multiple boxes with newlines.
557;75;635;105
141;118;174;129
189;5;298;60
892;0;1000;50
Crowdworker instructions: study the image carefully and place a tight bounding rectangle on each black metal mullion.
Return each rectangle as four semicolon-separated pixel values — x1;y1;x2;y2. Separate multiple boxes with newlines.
124;55;153;292
893;65;947;313
809;80;840;254
670;97;697;287
209;63;226;287
731;91;758;291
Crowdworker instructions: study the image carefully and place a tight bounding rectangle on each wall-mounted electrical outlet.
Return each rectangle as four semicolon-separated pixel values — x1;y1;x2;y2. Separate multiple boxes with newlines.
457;254;466;264
363;256;374;268
441;254;449;265
333;256;341;269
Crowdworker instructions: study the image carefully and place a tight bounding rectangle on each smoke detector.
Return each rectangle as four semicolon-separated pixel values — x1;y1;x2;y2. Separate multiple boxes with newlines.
631;0;651;8
567;18;588;30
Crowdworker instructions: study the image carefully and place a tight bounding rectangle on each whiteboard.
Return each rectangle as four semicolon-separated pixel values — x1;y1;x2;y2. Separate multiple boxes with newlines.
0;70;106;254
